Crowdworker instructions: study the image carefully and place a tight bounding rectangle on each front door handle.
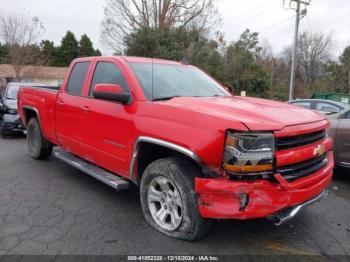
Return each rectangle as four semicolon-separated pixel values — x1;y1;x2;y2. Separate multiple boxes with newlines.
57;100;65;106
81;105;91;112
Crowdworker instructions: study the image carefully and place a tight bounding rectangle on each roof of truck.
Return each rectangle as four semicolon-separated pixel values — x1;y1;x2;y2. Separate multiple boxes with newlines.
119;56;184;65
73;56;188;66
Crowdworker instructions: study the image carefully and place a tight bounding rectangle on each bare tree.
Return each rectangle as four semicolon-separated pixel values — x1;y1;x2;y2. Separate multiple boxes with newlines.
101;0;220;52
257;40;277;84
0;15;45;81
284;31;333;84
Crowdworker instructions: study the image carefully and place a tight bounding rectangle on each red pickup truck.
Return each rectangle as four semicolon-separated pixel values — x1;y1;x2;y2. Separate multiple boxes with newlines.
18;56;333;241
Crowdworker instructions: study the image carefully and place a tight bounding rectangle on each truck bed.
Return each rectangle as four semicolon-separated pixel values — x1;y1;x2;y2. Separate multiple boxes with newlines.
18;86;59;144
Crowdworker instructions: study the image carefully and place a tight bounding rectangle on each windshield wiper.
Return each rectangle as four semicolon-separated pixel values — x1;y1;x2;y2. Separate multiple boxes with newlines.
152;96;180;101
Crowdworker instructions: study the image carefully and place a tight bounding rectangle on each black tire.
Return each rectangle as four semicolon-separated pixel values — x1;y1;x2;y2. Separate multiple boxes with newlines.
27;117;52;160
140;157;211;241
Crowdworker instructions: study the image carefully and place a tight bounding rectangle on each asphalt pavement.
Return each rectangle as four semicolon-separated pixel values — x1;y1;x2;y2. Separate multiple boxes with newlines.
0;136;350;258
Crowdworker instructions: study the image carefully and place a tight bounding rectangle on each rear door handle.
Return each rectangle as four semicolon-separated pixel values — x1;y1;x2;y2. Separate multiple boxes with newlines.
57;100;65;106
81;105;91;112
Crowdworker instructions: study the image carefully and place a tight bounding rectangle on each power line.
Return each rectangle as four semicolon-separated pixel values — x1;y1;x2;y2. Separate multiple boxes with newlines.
224;5;281;28
258;16;294;33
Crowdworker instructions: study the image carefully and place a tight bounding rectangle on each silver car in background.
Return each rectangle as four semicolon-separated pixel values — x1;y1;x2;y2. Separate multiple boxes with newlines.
289;99;350;168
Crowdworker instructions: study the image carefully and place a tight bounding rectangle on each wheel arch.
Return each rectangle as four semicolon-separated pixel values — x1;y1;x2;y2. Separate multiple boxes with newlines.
22;106;40;126
130;136;218;184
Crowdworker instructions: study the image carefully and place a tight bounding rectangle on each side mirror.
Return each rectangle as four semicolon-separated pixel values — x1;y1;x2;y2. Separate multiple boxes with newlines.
93;84;131;105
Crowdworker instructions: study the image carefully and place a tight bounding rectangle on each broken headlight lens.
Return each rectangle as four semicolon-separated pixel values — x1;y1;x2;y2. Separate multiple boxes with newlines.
222;132;275;174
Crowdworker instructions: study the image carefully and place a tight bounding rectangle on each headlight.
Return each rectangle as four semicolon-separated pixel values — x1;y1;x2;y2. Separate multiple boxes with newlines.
8;109;18;115
222;131;275;174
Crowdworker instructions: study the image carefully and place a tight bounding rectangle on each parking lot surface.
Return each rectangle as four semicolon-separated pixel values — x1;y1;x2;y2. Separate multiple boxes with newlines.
0;136;350;257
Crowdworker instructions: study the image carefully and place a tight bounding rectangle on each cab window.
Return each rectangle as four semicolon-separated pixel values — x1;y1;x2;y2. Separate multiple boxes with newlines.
89;62;130;97
66;62;91;96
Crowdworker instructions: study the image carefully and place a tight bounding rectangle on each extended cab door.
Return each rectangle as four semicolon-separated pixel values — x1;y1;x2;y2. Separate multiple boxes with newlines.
336;110;350;166
55;61;92;155
78;60;133;177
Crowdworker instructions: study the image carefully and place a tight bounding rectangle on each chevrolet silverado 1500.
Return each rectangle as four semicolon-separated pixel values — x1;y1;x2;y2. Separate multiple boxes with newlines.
18;56;334;240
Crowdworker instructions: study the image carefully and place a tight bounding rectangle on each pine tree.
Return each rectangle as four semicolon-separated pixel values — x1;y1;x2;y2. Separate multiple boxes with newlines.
57;31;79;66
94;48;102;56
78;34;95;57
40;40;59;66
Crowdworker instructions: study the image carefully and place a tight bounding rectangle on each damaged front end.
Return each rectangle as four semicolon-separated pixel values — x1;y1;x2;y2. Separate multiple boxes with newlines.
195;127;334;224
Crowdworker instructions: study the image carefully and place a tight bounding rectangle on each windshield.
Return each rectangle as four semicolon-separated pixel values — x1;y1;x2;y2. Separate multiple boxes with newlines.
5;85;20;100
130;63;229;100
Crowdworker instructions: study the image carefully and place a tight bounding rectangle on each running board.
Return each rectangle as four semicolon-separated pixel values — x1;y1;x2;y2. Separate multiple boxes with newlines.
54;147;129;191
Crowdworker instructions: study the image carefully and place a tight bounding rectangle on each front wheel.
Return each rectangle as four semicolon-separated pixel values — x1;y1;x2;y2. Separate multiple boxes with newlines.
27;118;52;160
140;157;211;241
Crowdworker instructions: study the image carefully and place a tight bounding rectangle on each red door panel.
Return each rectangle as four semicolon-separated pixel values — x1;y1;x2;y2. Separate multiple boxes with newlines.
55;92;84;154
55;61;92;155
78;98;132;177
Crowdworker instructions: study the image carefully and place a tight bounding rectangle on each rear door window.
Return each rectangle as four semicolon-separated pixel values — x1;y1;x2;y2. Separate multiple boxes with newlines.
89;62;130;97
66;62;90;96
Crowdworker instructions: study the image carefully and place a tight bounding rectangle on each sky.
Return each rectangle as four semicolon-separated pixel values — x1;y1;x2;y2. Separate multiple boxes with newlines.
0;0;349;57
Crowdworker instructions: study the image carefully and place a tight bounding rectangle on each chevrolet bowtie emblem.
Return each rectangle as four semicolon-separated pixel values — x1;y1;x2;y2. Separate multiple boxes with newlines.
313;144;325;157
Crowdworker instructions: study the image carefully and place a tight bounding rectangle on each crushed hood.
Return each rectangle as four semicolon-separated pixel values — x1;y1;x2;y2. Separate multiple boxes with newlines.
160;96;326;131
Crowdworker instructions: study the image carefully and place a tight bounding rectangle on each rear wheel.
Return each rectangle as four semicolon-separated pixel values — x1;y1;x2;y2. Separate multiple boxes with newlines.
140;157;211;241
27;118;52;160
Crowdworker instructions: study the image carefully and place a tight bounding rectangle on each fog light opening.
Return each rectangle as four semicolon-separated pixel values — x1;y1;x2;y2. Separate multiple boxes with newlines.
239;193;249;211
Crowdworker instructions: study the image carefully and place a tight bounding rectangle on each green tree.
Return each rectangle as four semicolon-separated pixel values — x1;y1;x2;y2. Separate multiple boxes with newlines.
235;29;261;55
125;27;193;60
78;34;95;57
125;26;271;98
325;46;350;94
125;26;226;82
224;29;270;96
340;46;350;94
40;40;59;66
94;48;102;56
0;44;8;63
57;31;79;66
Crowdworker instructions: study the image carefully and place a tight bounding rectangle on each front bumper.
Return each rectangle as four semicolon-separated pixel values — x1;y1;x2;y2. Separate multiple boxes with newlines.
195;151;333;220
267;189;327;225
1;114;25;134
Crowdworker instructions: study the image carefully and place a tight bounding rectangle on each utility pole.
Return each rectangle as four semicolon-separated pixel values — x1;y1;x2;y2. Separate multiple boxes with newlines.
284;0;311;100
158;0;162;28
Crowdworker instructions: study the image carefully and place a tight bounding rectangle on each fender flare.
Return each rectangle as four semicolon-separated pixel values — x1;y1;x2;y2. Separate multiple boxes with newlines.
22;105;40;126
129;136;203;180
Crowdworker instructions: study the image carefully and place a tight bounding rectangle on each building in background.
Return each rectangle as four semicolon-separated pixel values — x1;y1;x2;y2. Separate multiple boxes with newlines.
0;64;67;93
